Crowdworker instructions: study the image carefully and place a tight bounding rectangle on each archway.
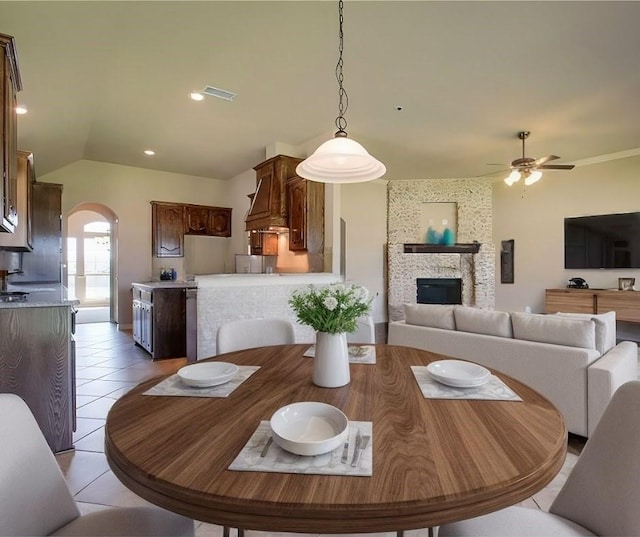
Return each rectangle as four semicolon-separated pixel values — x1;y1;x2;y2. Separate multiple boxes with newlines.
66;203;118;324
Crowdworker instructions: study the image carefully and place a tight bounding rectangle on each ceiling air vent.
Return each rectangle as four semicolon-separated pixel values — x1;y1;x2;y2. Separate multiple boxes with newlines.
202;85;236;101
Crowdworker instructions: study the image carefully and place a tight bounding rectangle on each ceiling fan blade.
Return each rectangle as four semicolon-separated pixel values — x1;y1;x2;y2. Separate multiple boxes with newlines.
477;167;510;178
534;155;560;166
538;164;575;170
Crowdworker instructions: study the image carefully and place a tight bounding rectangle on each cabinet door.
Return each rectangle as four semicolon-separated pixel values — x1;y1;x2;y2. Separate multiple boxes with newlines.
210;208;231;237
288;177;307;251
152;202;184;257
185;205;210;235
151;288;186;359
132;300;142;345
544;289;595;314
0;41;20;232
10;182;63;283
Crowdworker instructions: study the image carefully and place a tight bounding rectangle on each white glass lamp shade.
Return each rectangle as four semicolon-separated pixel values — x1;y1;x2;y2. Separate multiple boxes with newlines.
296;136;386;184
504;170;521;186
524;170;543;186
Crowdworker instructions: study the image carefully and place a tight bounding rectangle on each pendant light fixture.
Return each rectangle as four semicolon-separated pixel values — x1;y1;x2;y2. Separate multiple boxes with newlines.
296;0;386;184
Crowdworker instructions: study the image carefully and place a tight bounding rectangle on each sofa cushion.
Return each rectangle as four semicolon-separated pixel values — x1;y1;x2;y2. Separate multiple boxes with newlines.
454;306;513;338
511;312;596;350
556;311;616;355
404;304;456;330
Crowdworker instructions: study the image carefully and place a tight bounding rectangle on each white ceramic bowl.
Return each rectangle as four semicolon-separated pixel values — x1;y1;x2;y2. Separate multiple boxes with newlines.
177;362;239;388
427;359;491;388
270;402;349;456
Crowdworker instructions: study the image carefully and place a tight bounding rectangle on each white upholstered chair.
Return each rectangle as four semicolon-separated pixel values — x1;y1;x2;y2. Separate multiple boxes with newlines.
346;315;376;344
216;318;295;354
438;380;640;537
0;393;194;537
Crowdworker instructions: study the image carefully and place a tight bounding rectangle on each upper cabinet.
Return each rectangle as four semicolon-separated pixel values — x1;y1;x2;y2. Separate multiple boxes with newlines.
287;176;325;271
10;182;63;283
0;150;33;251
246;155;301;231
152;202;185;258
152;201;232;258
0;33;23;233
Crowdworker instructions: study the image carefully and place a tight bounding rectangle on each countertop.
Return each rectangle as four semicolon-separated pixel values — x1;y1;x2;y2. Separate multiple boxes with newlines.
196;273;341;287
131;281;198;291
0;284;79;309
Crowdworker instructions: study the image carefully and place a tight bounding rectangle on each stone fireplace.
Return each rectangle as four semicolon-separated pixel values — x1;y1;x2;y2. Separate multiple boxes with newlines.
387;179;495;321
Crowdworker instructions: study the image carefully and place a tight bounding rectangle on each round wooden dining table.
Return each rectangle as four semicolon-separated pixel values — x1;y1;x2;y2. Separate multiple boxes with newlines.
105;344;567;533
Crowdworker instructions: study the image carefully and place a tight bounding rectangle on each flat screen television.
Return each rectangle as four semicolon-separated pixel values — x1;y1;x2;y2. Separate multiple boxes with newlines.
564;212;640;269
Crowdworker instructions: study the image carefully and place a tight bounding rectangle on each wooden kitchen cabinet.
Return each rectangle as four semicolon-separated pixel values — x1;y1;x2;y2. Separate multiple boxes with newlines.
246;155;301;230
185;204;232;237
152;201;185;258
209;208;231;237
132;284;197;360
545;288;640;323
10;182;62;283
249;229;278;255
0;150;33;250
0;33;22;233
153;202;231;257
0;304;74;453
287;176;324;253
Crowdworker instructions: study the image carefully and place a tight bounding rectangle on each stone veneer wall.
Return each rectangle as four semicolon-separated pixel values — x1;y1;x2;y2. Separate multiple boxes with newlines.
387;179;495;321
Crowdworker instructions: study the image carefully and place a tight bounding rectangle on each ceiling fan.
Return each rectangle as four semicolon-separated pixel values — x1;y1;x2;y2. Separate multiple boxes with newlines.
504;131;575;186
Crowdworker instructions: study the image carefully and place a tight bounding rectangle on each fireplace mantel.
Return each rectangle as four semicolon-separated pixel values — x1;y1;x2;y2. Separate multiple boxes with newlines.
403;243;481;254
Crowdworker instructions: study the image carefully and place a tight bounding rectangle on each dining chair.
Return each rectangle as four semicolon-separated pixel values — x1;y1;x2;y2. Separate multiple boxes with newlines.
346;314;376;344
216;318;295;354
0;393;194;537
438;380;640;537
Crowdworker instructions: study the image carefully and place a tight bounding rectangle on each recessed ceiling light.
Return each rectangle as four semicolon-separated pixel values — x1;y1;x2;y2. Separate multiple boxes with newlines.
144;150;155;156
16;105;27;115
189;92;204;102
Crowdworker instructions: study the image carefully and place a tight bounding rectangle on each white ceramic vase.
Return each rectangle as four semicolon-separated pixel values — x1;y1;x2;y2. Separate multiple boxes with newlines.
313;331;350;388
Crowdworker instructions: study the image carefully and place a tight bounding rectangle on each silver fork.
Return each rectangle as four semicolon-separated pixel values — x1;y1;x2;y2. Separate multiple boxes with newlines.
349;429;363;466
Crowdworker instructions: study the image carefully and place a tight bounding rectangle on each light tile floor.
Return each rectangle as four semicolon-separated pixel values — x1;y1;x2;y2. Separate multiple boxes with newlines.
57;322;582;536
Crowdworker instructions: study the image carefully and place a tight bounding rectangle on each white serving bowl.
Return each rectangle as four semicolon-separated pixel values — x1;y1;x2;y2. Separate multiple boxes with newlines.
270;402;349;456
177;362;239;388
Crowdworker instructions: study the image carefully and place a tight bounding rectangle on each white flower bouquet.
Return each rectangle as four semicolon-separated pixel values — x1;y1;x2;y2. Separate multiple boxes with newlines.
289;282;372;334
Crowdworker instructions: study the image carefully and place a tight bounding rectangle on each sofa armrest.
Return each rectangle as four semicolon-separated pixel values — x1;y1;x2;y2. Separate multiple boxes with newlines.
588;340;638;436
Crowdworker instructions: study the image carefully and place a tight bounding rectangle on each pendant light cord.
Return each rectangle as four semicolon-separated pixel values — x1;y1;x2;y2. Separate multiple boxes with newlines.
334;0;349;137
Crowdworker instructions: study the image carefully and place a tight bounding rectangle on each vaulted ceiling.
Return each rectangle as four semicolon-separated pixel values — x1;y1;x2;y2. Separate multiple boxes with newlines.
1;1;639;181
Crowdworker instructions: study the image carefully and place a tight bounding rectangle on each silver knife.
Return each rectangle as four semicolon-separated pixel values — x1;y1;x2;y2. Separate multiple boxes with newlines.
341;440;349;463
352;434;370;467
260;436;273;457
349;429;362;466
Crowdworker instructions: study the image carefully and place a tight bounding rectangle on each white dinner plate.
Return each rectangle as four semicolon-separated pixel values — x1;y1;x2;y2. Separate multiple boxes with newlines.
177;362;239;388
427;360;490;388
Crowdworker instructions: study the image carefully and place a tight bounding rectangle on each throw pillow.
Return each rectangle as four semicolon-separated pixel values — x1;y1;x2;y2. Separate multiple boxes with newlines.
404;303;456;330
511;312;596;350
556;311;616;355
454;306;513;338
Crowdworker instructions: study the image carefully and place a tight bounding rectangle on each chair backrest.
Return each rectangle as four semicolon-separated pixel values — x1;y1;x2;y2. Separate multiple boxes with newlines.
346;315;376;344
550;380;640;536
216;318;296;354
0;393;80;536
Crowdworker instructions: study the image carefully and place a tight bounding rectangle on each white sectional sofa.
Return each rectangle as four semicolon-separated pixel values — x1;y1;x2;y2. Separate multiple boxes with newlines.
388;304;638;437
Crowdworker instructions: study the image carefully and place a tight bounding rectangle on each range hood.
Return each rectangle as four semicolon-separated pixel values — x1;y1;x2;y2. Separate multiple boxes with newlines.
245;155;301;231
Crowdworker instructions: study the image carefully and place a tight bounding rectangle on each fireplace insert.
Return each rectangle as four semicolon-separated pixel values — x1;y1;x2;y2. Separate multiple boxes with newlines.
416;278;462;305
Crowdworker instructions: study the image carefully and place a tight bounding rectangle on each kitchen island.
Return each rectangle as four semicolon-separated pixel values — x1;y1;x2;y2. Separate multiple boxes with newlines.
195;273;341;358
0;284;78;452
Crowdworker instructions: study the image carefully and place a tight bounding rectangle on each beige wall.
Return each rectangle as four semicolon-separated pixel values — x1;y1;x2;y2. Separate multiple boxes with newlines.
40;160;232;326
341;180;388;323
493;155;640;313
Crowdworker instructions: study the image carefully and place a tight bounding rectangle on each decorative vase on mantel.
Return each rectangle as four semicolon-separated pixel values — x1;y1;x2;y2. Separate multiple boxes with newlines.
313;331;350;388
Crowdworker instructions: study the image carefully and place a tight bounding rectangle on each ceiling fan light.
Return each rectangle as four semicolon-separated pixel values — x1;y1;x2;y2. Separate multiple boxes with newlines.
296;135;386;184
504;170;521;186
525;170;543;186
